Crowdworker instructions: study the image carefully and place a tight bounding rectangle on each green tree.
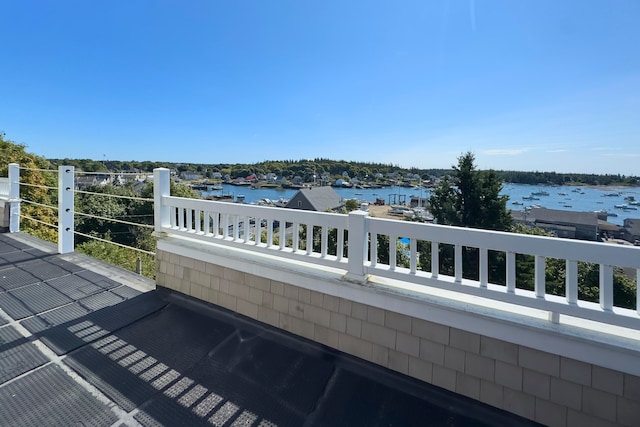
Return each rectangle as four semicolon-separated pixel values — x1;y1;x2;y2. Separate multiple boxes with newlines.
426;152;511;281
428;152;511;231
0;133;58;242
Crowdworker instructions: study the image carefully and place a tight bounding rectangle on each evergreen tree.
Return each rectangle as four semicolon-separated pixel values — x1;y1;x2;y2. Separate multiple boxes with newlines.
428;152;511;231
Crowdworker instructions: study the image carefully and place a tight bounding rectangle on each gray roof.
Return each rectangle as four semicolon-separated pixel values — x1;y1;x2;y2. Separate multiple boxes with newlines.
0;233;534;426
526;207;598;227
286;186;343;212
624;218;640;235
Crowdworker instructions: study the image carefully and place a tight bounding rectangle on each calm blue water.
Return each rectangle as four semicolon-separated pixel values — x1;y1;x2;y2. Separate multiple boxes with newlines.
202;183;640;226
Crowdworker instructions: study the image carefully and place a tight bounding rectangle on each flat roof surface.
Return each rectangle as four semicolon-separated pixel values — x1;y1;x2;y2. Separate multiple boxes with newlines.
0;233;539;426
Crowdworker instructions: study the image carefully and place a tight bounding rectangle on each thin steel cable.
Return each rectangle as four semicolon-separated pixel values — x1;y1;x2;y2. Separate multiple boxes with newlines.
73;211;155;229
21;199;59;211
19;166;58;173
19;214;57;229
73;230;156;256
78;171;150;176
19;182;58;191
74;189;152;202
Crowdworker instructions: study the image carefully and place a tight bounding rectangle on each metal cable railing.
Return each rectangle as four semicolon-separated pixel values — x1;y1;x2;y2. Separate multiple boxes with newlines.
10;164;157;274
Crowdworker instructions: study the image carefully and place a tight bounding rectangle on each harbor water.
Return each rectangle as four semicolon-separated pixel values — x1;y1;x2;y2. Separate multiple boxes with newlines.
202;183;640;226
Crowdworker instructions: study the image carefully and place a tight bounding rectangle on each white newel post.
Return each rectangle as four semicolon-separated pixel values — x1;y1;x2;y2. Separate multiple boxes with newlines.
154;168;171;233
8;163;20;233
344;210;369;283
58;166;74;254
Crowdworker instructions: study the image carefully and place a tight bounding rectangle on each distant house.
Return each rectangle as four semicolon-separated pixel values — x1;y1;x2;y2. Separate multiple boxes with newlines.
511;207;599;241
179;172;202;181
622;218;640;244
285;187;343;212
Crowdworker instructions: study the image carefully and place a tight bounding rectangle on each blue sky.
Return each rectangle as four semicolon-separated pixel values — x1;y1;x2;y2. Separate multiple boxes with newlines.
2;1;639;175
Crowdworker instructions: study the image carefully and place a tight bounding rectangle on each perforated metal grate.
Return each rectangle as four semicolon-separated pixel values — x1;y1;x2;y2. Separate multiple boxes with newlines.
0;364;118;427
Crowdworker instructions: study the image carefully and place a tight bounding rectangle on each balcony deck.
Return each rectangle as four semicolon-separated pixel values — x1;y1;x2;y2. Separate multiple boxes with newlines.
0;233;538;426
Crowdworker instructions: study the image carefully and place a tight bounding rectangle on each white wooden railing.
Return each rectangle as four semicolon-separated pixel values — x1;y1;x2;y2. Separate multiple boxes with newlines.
153;169;640;330
0;177;10;198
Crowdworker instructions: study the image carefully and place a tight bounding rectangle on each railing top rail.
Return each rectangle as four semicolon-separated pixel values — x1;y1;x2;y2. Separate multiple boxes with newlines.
367;216;640;268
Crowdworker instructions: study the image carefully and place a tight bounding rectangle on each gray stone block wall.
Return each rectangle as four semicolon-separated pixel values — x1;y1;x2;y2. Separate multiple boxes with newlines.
156;248;640;427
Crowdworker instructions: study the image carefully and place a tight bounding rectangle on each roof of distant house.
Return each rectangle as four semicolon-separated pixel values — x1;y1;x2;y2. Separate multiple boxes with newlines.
526;207;598;227
286;186;343;212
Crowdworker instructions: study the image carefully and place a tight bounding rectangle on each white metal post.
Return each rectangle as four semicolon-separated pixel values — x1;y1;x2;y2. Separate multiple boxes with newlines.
58;166;74;253
8;163;20;233
344;210;369;283
154;168;171;233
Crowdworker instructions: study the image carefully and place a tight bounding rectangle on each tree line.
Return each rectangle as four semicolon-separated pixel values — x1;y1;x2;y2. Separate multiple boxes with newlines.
49;157;639;186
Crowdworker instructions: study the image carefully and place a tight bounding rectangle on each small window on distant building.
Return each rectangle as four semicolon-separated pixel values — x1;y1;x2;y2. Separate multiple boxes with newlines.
298;201;302;207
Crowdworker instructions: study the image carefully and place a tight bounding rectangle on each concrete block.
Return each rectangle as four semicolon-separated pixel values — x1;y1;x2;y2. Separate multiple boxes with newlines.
444;346;465;372
217;293;237;312
223;267;244;284
371;344;389;367
503;388;535;420
408;356;432;383
219;279;230;294
617;395;640;427
272;295;289;313
346;317;362;338
304;304;331;328
283;283;299;300
248;288;263;305
450;329;480;354
270;281;284;296
250;275;271;292
322;294;340;312
262;292;274;309
456;372;481;400
257;306;279;327
519;346;560;377
361;322;396;349
193;259;206;273
592;365;623;396
566;409;618;427
495;361;522;391
419;339;445;365
289;316;315;341
385;310;411;334
338;298;352;316
534;398;567;427
205;262;224;278
395;332;419;358
229;282;250;301
560;357;591;387
310;290;324;307
288;300;305;319
550;377;582;411
351;302;368;320
298;288;311;304
479;380;503;409
367;306;385;326
329;312;347;333
179;256;195;270
338;333;372;362
388;349;409;375
237;299;258;320
190;283;203;300
315;325;339;349
432;365;456;392
412;318;449;345
210;276;220;291
465;353;495;382
582;387;617;422
523;369;550;400
623;373;640;401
